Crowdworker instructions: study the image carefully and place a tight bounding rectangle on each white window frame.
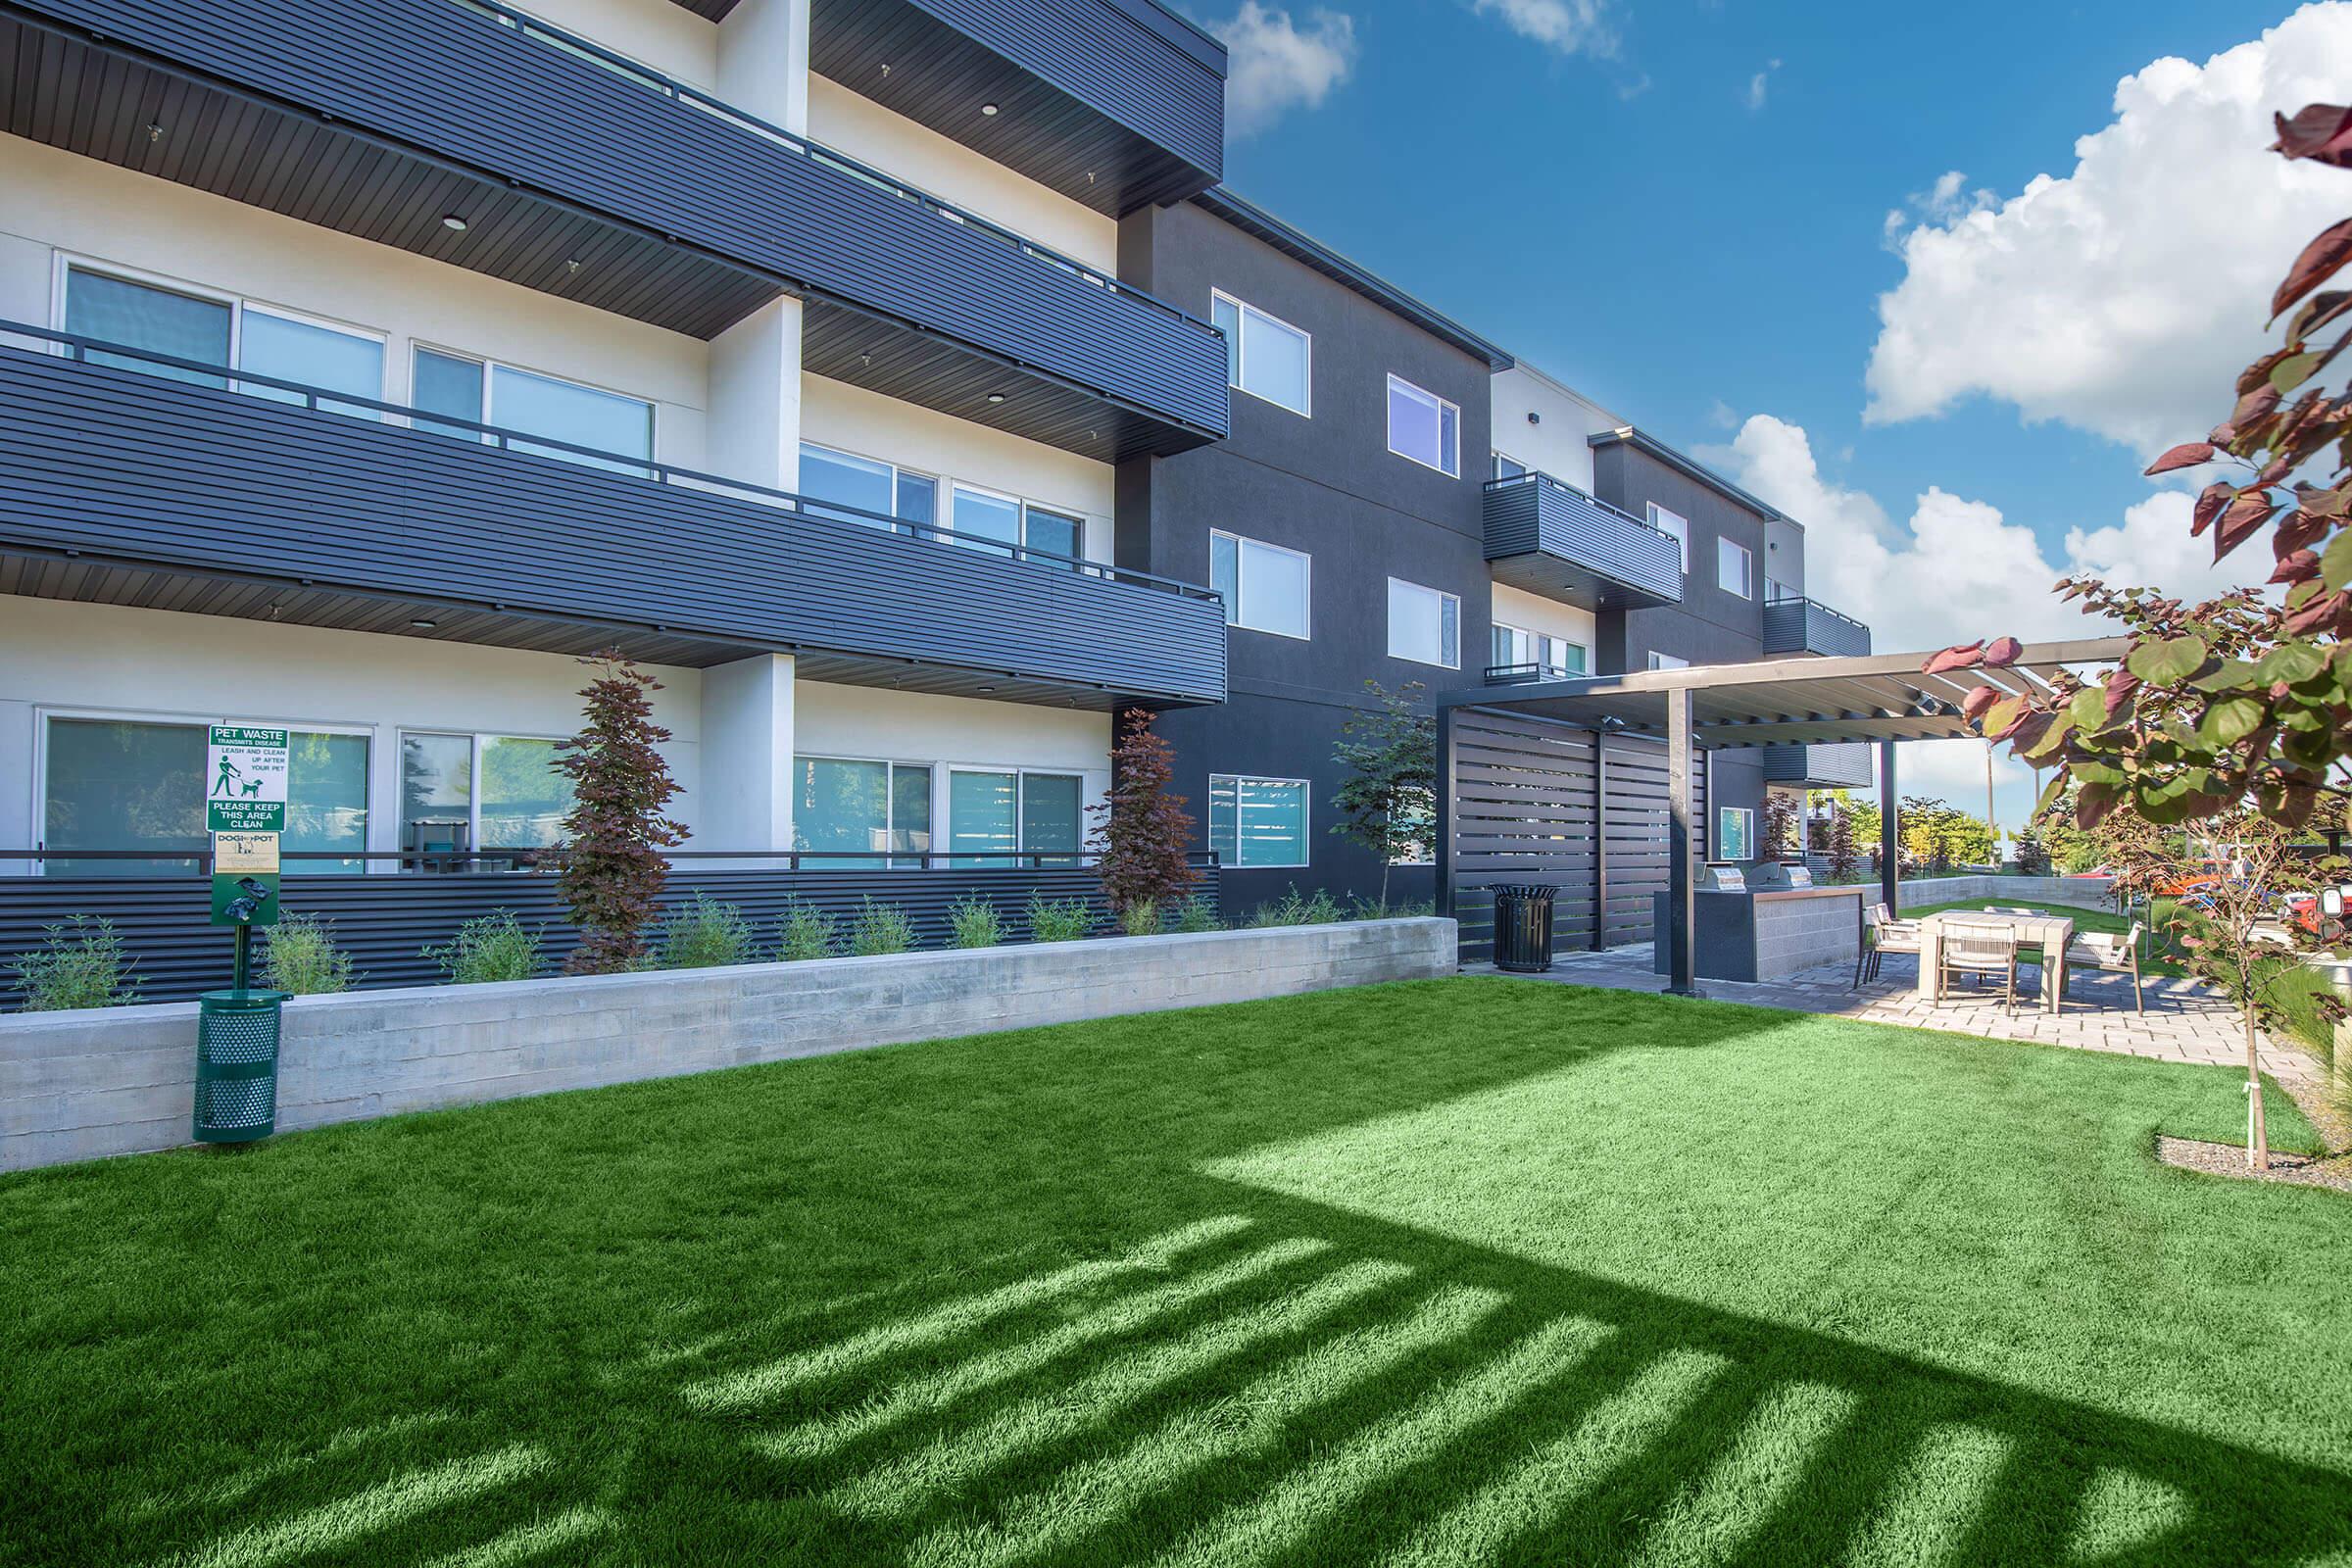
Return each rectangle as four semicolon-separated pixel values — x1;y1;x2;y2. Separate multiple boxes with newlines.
1210;528;1312;641
397;728;573;855
792;753;936;864
1385;374;1460;477
1387;576;1462;670
1212;290;1312;417
33;706;373;871
1718;537;1753;600
1647;503;1690;573
797;440;939;527
1719;806;1756;861
1208;773;1312;869
410;341;656;456
55;256;389;402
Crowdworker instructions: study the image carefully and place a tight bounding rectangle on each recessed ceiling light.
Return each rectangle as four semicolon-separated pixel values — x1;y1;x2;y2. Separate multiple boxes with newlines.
411;617;437;629
146;122;165;142
980;103;1000;117
986;392;1007;404
441;215;468;232
978;685;997;693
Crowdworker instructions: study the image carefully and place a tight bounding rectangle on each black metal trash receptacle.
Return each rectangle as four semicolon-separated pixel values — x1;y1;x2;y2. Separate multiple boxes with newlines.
194;988;291;1144
1493;885;1559;973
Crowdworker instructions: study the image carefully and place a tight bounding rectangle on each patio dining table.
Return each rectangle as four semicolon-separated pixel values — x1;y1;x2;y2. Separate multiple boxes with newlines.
1913;909;2075;1014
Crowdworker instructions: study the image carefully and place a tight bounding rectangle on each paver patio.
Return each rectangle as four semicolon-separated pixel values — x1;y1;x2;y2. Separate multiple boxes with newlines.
1470;945;2319;1084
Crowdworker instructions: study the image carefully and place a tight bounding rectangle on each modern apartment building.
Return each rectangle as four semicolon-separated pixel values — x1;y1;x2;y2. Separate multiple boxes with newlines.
0;0;1868;945
0;0;1234;890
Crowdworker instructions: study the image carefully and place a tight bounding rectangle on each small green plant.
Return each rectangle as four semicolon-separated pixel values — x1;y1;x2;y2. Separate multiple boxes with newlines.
1347;895;1435;921
947;896;1004;949
1170;896;1222;933
848;898;915;957
1250;886;1343;928
421;910;541;985
11;914;138;1011
659;894;755;970
775;900;839;961
1118;898;1162;938
260;913;357;996
1026;895;1096;943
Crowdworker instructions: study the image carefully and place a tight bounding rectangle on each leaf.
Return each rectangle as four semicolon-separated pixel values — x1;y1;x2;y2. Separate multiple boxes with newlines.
2274;103;2352;167
2270;548;2321;585
2103;667;2140;715
2077;781;2119;831
2325;527;2352;590
1982;635;2023;667
2196;696;2264;749
2290;289;2352;340
1960;685;2001;722
2256;643;2328;685
2143;442;2215;475
2128;635;2208;685
2191;482;2233;537
2214;492;2278;561
2274;217;2352;320
1981;695;2028;739
2065;687;2107;732
1922;642;1985;675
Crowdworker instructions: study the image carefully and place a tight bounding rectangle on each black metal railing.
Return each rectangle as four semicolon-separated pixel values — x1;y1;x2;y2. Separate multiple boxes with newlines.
1;320;1221;605
439;0;1219;344
1481;470;1668;536
1;848;1222;875
1762;589;1868;635
1483;662;1589;686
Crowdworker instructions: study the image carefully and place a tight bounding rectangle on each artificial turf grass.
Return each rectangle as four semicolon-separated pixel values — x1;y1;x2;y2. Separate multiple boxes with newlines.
1;978;2345;1568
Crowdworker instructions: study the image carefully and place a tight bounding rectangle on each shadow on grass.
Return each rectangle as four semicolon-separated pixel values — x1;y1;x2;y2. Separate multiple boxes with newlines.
3;979;2344;1566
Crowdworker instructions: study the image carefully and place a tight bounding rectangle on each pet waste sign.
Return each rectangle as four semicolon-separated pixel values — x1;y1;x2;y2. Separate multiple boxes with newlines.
206;725;289;834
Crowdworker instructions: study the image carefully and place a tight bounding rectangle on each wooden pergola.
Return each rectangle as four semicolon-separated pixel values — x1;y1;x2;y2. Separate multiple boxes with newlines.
1435;638;2129;995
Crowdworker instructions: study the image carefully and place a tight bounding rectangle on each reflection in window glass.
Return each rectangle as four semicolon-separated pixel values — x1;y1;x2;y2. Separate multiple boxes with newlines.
414;347;487;441
64;269;230;388
1024;507;1082;564
42;717;206;874
890;764;933;864
1208;775;1309;868
1387;578;1460;668
1386;375;1458;476
800;443;896;526
401;732;473;859
1211;530;1309;639
1216;294;1310;415
492;364;652;473
950;770;1017;864
239;311;383;418
952;487;1022;559
794;757;891;867
284;731;370;873
480;737;573;849
1021;773;1083;865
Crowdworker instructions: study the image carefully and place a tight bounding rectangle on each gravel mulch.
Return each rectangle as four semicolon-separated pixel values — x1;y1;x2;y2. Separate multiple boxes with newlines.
2157;1135;2352;1193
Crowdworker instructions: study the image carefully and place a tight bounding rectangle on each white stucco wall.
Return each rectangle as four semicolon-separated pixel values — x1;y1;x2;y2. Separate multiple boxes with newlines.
0;139;711;468
1490;364;1624;494
1489;583;1598;662
800;375;1117;561
806;76;1116;275
0;600;706;867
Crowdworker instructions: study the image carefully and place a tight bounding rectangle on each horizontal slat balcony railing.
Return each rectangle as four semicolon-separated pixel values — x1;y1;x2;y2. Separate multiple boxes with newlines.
1760;592;1873;658
0;325;1229;703
1482;662;1589;686
3;0;1230;451
1482;470;1684;612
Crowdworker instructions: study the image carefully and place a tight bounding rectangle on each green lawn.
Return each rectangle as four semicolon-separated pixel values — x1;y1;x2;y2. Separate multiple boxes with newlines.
3;979;2347;1567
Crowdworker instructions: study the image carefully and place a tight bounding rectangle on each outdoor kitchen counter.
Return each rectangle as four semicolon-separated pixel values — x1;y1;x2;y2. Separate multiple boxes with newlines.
1651;881;1865;984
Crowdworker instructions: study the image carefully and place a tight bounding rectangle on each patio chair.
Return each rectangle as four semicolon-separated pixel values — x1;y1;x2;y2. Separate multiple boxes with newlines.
2061;921;2145;1015
1856;902;1922;987
1935;918;2021;1012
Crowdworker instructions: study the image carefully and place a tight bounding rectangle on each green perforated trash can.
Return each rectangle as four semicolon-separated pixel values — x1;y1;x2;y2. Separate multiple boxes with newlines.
194;988;290;1145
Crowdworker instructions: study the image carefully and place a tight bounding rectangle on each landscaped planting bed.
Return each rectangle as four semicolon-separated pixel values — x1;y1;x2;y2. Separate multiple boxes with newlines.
2;978;2344;1566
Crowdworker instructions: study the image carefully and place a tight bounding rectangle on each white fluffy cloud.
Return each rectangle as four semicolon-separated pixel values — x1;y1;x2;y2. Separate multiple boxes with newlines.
1468;0;1614;57
1213;3;1359;139
1865;3;2352;455
1744;58;1781;112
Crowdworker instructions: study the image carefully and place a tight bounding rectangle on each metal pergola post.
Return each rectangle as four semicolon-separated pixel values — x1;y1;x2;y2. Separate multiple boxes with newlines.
1665;688;1700;998
1878;739;1899;914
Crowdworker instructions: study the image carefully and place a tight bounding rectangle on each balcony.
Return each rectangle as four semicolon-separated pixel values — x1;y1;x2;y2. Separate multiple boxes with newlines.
0;0;1229;462
0;324;1228;708
1483;662;1587;687
1762;594;1873;658
1764;743;1874;791
1483;471;1683;612
808;0;1225;215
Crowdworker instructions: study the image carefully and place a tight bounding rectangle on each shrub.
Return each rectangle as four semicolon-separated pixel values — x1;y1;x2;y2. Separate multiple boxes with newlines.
421;910;541;985
1348;896;1433;921
947;896;1004;949
1118;899;1162;938
1250;886;1342;928
11;915;137;1011
659;894;755;970
1090;710;1197;917
260;913;357;996
775;900;839;962
1170;896;1222;933
848;898;915;957
1026;895;1096;943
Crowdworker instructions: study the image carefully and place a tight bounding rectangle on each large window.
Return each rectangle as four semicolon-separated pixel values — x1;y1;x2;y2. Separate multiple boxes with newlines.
63;265;383;417
1718;537;1753;599
951;485;1085;565
1388;578;1461;669
413;347;652;474
399;731;575;860
1491;623;1587;678
1492;452;1529;480
1208;775;1309;868
799;443;936;533
1209;530;1310;640
41;714;368;875
948;769;1084;865
1386;375;1460;477
1648;503;1690;572
793;757;933;868
1719;807;1755;862
1210;292;1311;416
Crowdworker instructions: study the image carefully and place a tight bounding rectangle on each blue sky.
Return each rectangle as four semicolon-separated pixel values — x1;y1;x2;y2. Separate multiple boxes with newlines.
1197;0;2345;830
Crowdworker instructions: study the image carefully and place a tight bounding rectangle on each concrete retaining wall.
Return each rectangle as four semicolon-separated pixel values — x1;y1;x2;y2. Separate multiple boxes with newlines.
1;918;1456;1171
1892;875;2115;912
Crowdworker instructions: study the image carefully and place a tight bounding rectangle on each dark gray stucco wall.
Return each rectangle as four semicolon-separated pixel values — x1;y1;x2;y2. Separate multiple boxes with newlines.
1116;198;1494;908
